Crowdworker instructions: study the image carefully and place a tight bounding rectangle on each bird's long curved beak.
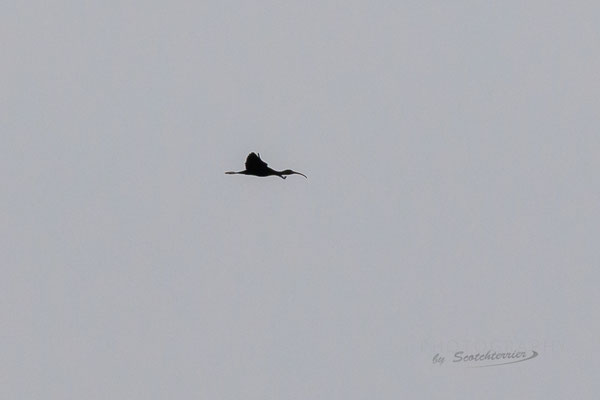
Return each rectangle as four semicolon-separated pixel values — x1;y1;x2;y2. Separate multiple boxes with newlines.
293;171;307;179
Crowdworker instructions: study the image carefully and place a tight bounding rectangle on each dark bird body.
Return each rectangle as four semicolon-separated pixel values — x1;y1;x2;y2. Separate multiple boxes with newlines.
226;152;307;179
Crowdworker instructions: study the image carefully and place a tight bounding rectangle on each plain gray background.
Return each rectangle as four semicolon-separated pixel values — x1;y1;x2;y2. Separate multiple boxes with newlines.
2;1;599;398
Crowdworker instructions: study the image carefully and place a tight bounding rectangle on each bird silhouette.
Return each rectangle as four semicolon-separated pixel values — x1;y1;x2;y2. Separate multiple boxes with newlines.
225;152;307;179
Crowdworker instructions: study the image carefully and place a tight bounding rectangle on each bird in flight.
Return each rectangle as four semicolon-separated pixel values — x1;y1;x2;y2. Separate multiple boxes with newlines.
226;152;307;179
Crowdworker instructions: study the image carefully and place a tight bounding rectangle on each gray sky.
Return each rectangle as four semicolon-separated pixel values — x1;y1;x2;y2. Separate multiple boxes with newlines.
2;1;599;398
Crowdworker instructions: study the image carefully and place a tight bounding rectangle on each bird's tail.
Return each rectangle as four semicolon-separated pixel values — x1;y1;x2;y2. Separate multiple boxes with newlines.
225;171;237;174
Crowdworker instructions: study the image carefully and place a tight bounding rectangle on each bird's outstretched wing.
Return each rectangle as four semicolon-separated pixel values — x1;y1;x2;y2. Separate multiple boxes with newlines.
245;152;268;170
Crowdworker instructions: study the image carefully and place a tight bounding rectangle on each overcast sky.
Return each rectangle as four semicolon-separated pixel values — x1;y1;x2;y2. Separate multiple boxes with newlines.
2;1;599;399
